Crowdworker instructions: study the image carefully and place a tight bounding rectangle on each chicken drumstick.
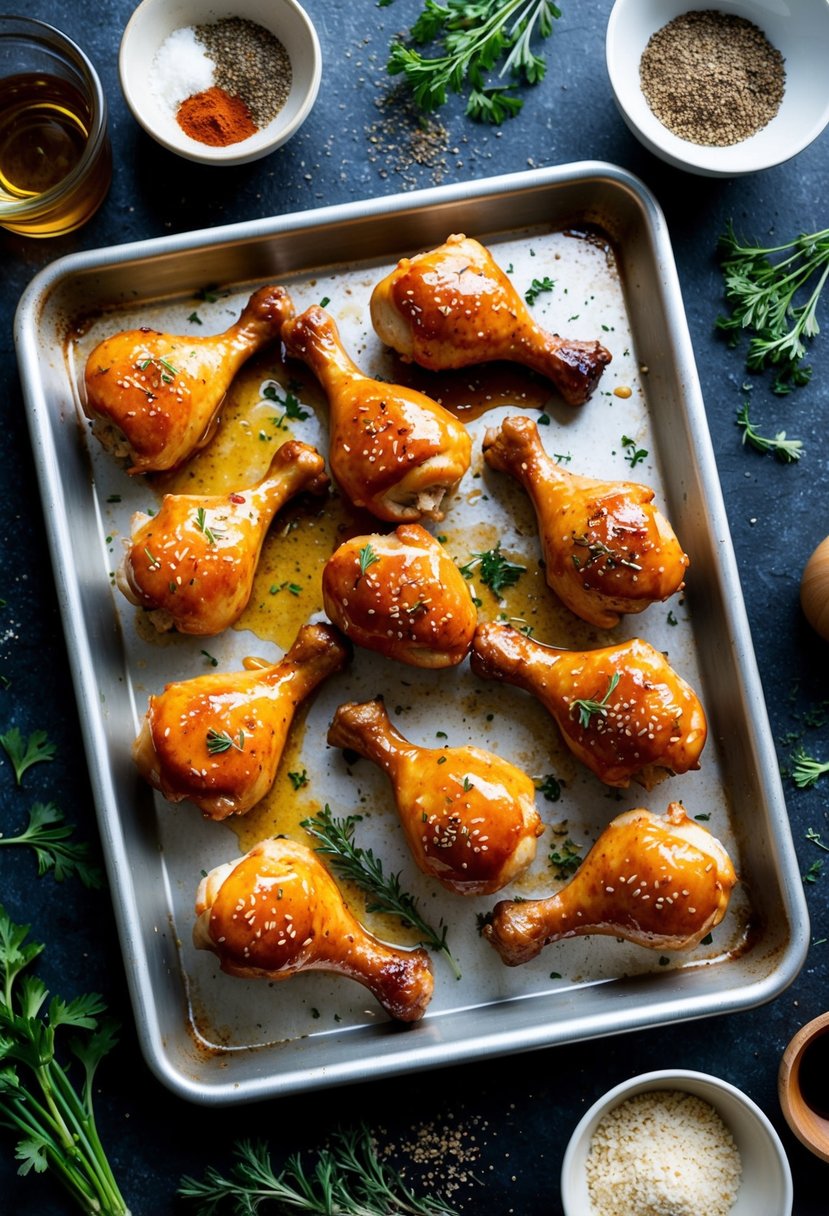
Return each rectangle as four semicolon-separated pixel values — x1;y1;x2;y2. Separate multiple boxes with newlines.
84;285;294;473
484;803;736;964
471;622;706;789
322;524;477;667
282;306;471;522
133;622;350;819
328;698;543;895
195;837;434;1022
483;416;688;628
370;233;611;406
117;440;328;635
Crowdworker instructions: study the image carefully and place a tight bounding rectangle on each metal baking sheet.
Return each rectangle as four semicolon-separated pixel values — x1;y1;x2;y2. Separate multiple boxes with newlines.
15;162;808;1105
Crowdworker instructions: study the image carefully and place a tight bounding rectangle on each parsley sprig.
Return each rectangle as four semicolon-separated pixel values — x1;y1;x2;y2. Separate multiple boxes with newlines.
263;383;311;429
525;276;555;305
0;906;129;1214
459;544;526;597
0;802;102;888
179;1124;458;1214
717;222;829;393
736;402;803;463
388;0;562;124
570;672;620;729
790;746;829;789
0;727;56;787
301;806;460;978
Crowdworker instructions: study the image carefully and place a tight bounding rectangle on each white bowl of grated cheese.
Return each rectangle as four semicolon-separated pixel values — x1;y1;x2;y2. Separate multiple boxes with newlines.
561;1069;792;1216
605;0;829;176
119;0;321;164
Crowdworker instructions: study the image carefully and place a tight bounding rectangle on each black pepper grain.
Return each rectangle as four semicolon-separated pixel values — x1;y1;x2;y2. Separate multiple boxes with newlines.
639;10;785;147
195;17;292;129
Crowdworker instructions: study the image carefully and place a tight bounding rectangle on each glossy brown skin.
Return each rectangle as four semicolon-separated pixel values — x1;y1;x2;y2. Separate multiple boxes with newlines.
322;524;477;667
485;803;737;965
471;622;707;789
117;441;328;635
370;233;612;405
328;699;543;896
282;306;471;522
483;416;689;628
133;623;350;819
194;837;434;1022
84;285;294;473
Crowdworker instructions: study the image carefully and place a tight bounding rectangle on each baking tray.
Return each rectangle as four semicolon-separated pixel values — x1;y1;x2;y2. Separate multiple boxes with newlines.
15;162;809;1105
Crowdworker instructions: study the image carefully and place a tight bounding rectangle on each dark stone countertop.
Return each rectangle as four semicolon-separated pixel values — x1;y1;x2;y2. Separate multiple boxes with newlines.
0;2;827;1213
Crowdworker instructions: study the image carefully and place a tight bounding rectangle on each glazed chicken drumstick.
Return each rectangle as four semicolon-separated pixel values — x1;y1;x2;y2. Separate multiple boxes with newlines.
484;803;737;965
471;622;706;789
483;416;688;628
84;284;294;473
328;699;543;896
370;233;612;406
117;440;328;635
133;623;350;819
322;524;477;667
195;837;434;1022
282;306;471;522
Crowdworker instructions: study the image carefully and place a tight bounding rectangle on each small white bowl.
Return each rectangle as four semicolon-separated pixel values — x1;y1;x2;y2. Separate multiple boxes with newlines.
119;0;321;165
561;1069;793;1216
606;0;829;176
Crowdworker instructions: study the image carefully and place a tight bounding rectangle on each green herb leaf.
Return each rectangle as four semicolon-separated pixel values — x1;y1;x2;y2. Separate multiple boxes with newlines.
525;275;555;305
459;543;526;597
288;769;309;790
0;728;56;786
736;401;803;462
790;746;829;789
357;543;380;581
621;434;648;468
0;802;102;888
206;727;245;755
548;838;582;878
263;382;311;429
536;773;562;802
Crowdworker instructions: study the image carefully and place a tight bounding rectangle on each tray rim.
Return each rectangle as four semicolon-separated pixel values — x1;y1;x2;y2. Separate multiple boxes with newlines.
14;159;810;1106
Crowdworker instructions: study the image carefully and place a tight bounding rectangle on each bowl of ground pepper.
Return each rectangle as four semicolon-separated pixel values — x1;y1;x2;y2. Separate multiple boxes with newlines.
119;0;321;164
606;0;829;176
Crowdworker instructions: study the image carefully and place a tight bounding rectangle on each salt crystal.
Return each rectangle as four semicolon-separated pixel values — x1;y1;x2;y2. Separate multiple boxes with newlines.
150;27;214;111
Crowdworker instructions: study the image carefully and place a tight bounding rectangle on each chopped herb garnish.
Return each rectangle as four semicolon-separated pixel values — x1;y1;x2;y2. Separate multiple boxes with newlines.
357;543;380;582
806;827;829;853
804;859;824;884
0;727;56;786
525;276;555;305
288;769;309;790
194;506;221;545
263;383;311;429
537;412;550;425
621;434;648;467
200;650;218;667
462;776;472;792
548;838;582;878
188;311;203;325
459;544;526;597
319;296;331;307
536;773;562;802
106;494;121;504
570;672;620;729
667;609;678;626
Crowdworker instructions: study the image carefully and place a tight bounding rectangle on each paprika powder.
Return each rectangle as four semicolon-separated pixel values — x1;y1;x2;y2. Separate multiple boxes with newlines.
177;86;257;147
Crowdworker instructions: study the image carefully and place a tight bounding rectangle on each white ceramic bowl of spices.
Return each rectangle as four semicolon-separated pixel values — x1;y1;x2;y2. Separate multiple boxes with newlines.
561;1069;792;1216
119;0;321;164
606;0;829;176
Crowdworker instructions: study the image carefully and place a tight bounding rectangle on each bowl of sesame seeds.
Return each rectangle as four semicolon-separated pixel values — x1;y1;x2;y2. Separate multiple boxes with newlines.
605;0;829;176
119;0;321;164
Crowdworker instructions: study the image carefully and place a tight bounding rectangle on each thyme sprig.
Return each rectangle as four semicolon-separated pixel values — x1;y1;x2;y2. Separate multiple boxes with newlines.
0;906;129;1215
206;728;246;756
301;806;460;978
179;1124;459;1214
387;0;562;124
570;672;620;729
736;402;803;462
717;221;829;393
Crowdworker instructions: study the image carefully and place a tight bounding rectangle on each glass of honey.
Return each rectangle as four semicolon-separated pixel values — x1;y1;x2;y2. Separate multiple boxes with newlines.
0;17;111;237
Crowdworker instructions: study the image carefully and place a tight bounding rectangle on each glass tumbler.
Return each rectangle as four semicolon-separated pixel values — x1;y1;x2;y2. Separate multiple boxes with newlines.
0;16;111;237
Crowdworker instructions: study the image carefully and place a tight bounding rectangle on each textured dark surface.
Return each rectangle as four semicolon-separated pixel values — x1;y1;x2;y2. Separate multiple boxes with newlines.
1;1;828;1213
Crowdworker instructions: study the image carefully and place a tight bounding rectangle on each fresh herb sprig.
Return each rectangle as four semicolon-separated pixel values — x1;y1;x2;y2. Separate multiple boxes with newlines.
0;802;102;888
459;544;526;597
0;728;56;787
388;0;562;124
179;1124;458;1215
790;746;829;789
717;222;829;393
0;906;129;1215
301;806;460;978
570;672;620;729
525;276;555;304
548;838;582;878
206;728;246;755
263;383;311;429
736;402;803;462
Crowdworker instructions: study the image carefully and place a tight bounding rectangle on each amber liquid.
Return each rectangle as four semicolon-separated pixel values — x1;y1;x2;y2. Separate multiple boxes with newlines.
800;1033;829;1119
0;72;111;236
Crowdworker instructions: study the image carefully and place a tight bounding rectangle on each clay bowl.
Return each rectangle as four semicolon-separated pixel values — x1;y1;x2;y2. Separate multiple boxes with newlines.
779;1010;829;1162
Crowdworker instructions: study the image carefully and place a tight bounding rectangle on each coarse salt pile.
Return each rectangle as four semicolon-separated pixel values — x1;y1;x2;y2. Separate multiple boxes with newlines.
150;26;213;111
585;1089;742;1216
